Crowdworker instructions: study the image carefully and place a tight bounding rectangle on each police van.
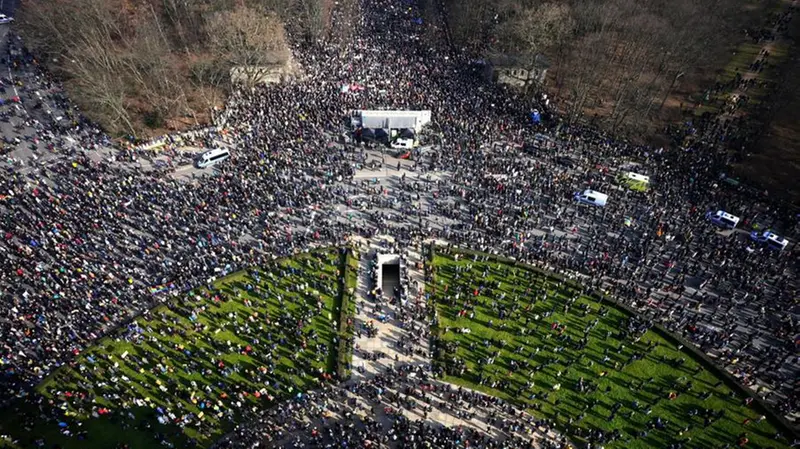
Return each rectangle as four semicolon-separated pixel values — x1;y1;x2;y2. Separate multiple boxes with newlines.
617;172;650;191
574;189;608;207
390;137;415;150
705;210;739;229
195;148;230;169
750;231;788;251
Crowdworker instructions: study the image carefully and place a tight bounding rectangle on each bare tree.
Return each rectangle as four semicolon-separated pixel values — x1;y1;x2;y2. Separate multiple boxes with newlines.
15;0;299;136
121;30;183;128
440;0;758;137
66;40;136;135
16;0;127;62
161;0;210;54
511;3;575;59
206;5;290;87
445;0;495;51
297;0;327;40
189;58;230;110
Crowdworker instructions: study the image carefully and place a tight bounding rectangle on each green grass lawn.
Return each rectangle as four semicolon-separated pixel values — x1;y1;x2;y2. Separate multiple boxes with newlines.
429;251;788;449
0;249;350;449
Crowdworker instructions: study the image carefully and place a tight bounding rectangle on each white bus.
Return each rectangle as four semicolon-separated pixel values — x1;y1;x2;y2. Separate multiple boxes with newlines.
195;148;230;169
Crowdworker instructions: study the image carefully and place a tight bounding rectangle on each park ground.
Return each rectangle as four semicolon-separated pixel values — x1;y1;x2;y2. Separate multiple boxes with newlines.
429;251;789;449
735;11;800;203
0;248;357;449
673;0;800;206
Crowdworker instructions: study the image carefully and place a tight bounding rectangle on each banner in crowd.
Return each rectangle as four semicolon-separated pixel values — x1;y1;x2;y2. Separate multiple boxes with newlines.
149;282;176;295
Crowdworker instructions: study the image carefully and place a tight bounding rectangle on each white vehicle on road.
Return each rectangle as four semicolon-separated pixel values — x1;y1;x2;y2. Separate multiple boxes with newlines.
195;148;230;169
749;231;788;251
574;189;608;207
390;137;414;150
705;210;739;229
0;15;14;25
617;171;650;191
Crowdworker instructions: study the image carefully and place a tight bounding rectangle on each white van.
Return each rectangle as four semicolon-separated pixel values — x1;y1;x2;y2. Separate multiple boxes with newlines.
574;189;608;207
390;137;415;150
750;231;788;251
195;148;230;169
705;210;739;229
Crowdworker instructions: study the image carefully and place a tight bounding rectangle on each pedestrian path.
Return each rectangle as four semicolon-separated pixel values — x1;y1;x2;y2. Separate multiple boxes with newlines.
348;235;430;380
721;0;797;118
332;235;570;448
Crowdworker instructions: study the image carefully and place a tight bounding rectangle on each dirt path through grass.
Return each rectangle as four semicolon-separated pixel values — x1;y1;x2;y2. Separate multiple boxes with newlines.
718;0;796;118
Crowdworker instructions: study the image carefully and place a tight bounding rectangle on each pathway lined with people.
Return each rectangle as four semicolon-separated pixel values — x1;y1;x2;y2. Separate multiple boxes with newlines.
349;234;430;380
720;0;797;117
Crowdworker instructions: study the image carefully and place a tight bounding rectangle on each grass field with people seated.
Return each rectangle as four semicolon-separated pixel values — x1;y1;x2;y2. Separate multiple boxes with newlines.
429;250;789;449
0;249;354;449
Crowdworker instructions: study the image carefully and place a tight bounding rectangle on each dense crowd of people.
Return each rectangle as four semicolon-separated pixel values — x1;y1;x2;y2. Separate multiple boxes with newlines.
215;364;570;449
0;0;797;446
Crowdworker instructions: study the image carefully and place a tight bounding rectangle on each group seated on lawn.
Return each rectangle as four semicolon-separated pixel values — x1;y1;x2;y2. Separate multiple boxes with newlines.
429;249;789;449
1;249;347;449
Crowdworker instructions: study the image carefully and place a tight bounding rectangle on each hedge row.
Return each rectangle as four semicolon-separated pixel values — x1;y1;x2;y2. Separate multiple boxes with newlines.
335;247;359;380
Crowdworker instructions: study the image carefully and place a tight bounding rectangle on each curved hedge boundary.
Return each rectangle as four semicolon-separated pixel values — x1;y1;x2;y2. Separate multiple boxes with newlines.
426;242;798;440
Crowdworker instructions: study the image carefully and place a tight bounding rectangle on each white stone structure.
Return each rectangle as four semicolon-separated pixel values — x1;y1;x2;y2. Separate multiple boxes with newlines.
354;110;432;133
375;253;400;290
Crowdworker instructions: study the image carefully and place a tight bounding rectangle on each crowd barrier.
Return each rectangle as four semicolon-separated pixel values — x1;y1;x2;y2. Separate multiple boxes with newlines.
123;124;243;153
